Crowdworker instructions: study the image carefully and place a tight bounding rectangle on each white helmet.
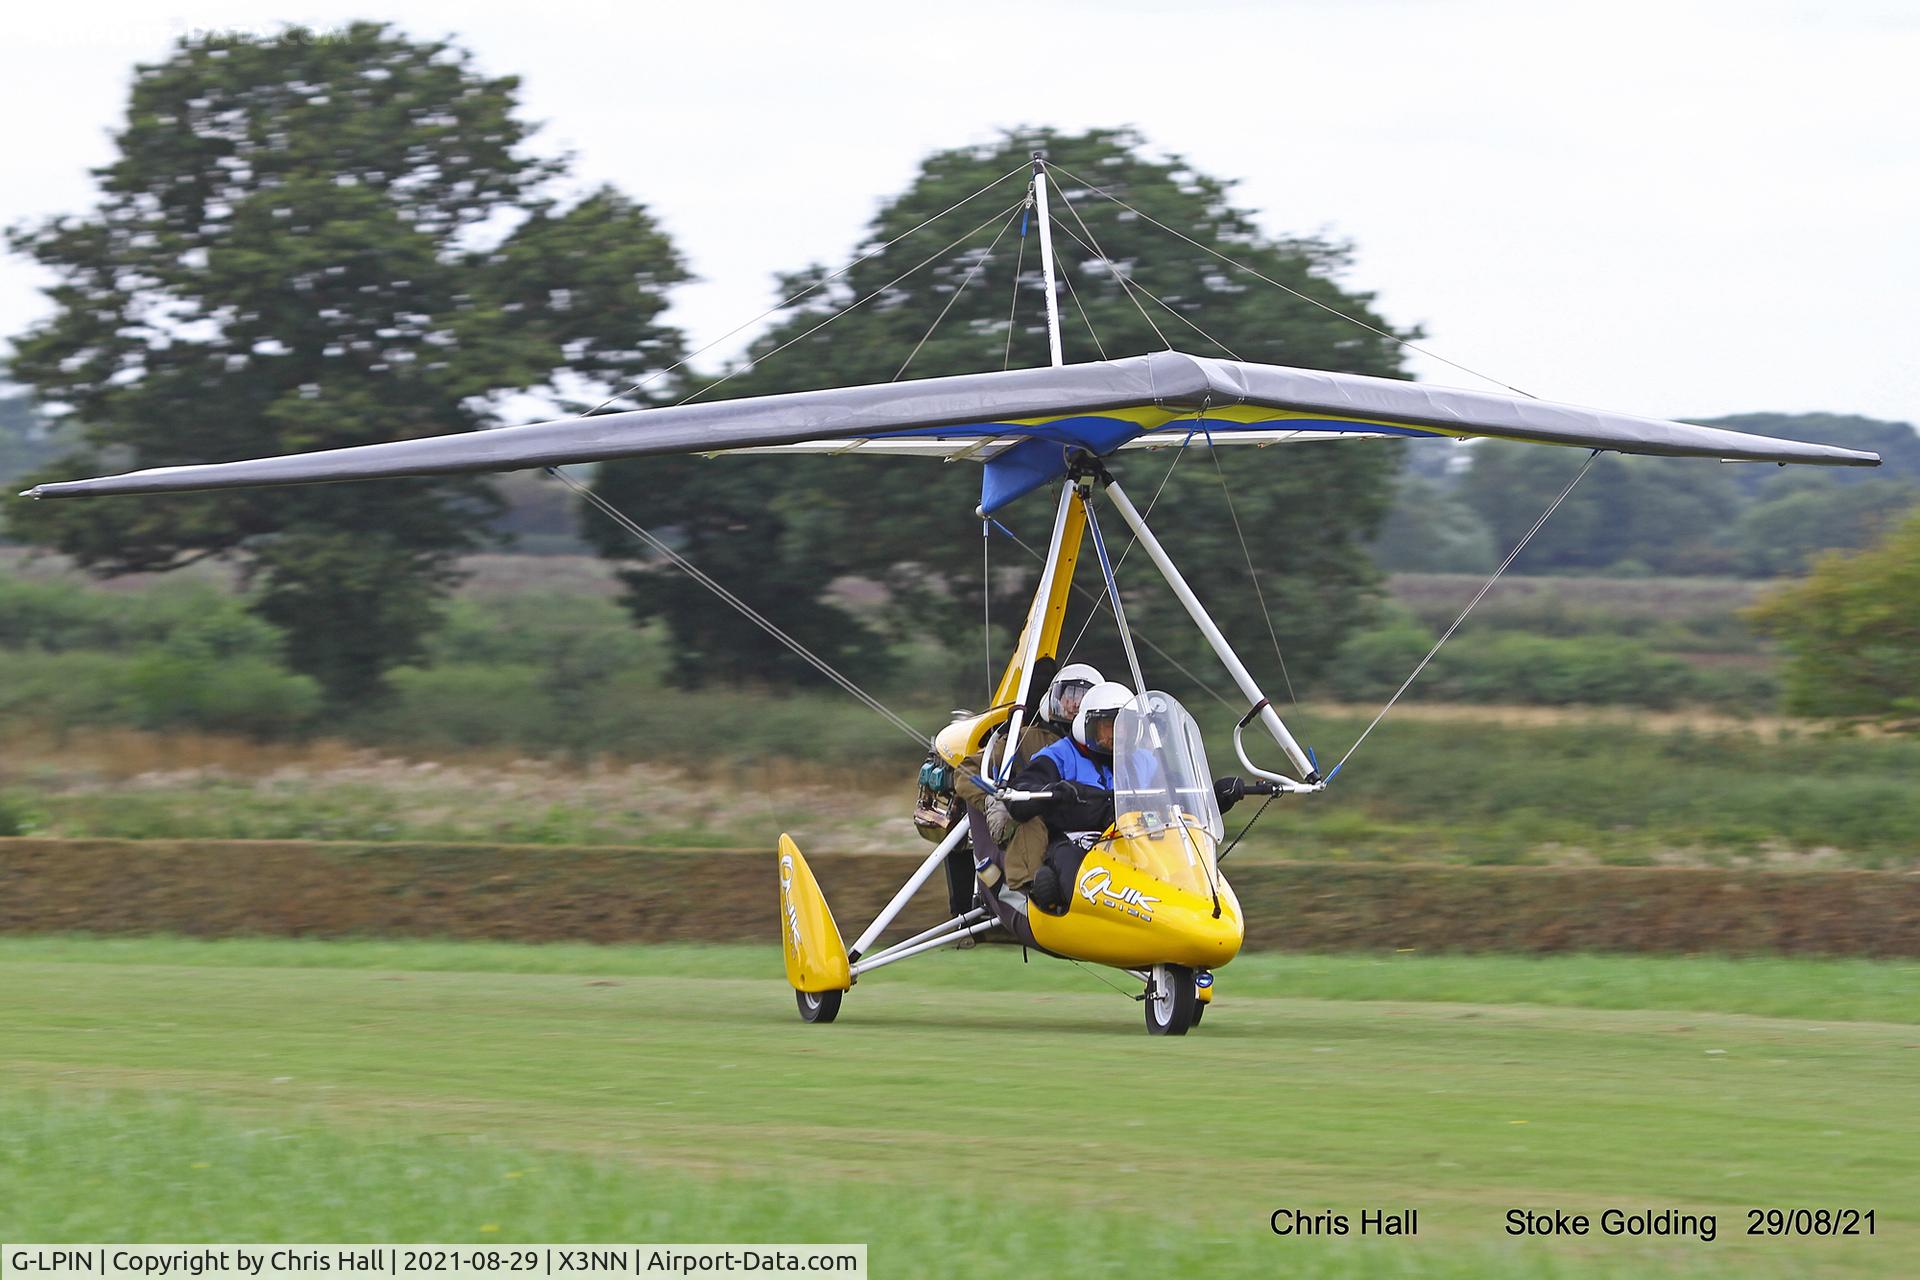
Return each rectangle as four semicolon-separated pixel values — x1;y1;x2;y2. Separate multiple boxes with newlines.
1071;681;1135;759
1046;663;1103;727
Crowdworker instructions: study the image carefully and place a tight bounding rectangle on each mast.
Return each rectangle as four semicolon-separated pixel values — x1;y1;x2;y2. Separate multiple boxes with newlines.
1031;151;1065;368
982;152;1075;783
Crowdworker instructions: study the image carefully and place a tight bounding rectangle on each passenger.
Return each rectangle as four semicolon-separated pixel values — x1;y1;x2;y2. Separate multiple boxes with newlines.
1004;680;1133;913
953;663;1102;898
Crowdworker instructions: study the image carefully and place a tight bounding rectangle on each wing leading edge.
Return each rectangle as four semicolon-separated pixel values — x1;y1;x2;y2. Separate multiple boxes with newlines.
23;351;1879;512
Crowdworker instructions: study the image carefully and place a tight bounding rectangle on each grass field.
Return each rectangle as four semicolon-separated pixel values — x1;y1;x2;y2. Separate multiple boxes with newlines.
2;937;1914;1277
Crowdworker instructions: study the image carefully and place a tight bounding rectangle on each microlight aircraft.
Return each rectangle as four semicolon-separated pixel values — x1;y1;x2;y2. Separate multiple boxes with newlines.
24;155;1880;1033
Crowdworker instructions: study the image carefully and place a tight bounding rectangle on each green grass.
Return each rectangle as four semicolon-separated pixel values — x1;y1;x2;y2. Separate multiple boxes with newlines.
4;936;1916;1023
1;937;1913;1277
0;1096;1783;1280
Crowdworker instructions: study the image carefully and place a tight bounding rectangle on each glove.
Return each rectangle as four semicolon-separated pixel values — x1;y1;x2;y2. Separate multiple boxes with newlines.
1051;780;1101;806
1213;776;1247;812
983;795;1017;845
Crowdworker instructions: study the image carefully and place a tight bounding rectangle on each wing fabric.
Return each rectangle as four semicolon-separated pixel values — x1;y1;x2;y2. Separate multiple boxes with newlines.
23;351;1879;513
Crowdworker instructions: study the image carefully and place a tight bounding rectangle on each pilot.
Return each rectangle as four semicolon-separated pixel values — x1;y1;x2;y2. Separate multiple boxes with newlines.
953;663;1102;898
1004;679;1133;912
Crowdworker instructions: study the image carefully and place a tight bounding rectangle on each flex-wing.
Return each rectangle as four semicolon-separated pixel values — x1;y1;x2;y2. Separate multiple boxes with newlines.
23;351;1879;513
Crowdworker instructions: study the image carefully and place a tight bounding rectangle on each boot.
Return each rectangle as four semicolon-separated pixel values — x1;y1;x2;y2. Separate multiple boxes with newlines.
1030;863;1066;914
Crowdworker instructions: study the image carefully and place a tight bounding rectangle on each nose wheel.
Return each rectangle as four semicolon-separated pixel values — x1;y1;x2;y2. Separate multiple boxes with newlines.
796;988;843;1023
1144;963;1196;1035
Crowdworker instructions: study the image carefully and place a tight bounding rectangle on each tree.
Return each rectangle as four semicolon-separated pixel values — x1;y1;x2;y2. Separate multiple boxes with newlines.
6;24;686;704
1370;473;1498;573
1733;478;1918;576
1699;413;1919;576
1697;413;1920;500
1456;444;1745;575
1747;509;1920;727
590;127;1413;697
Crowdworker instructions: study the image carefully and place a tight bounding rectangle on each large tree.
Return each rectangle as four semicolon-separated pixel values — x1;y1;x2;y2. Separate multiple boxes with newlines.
6;24;686;704
590;127;1413;698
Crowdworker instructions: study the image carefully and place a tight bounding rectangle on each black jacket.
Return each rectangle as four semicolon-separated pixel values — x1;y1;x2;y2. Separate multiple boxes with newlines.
1004;745;1115;839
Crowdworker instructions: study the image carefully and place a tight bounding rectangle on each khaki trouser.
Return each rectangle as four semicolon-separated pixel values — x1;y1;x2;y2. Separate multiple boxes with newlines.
955;722;1059;891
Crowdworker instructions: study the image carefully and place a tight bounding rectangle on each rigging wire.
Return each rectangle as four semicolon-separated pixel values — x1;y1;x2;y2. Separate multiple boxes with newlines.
1068;957;1142;1000
1044;174;1172;351
1002;196;1030;372
1059;432;1194;664
1216;792;1277;865
1056;252;1108;361
1326;449;1604;782
581;163;1030;417
548;467;934;752
1199;422;1299;709
1047;161;1538;399
1081;500;1147;694
1052;211;1305;710
1015;257;1203;682
991;518;1236;713
895;203;1025;382
674;199;1025;409
1051;218;1242;362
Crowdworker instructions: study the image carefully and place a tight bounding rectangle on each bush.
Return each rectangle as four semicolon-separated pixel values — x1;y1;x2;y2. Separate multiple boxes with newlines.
0;575;276;655
0;651;145;725
1748;509;1920;726
1321;613;1435;701
1327;627;1699;709
123;654;322;737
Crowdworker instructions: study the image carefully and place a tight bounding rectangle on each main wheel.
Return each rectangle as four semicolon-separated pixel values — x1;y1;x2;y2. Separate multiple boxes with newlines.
795;988;843;1024
1144;963;1195;1036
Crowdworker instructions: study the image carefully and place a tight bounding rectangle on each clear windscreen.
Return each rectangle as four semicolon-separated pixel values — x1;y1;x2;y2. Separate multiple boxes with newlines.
1113;691;1224;844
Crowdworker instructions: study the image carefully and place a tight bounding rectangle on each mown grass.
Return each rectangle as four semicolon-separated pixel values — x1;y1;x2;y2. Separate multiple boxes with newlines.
0;1097;1772;1280
3;936;1912;1277
2;936;1916;1023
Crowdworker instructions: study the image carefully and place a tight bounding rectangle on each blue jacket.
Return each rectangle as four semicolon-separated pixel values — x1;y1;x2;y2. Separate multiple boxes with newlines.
1006;737;1114;842
1031;736;1113;790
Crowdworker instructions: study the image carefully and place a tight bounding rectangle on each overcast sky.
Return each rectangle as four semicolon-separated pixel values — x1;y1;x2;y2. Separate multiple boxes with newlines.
4;0;1916;425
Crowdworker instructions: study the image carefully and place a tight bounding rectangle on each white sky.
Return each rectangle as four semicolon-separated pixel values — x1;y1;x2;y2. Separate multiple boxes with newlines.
3;0;1916;424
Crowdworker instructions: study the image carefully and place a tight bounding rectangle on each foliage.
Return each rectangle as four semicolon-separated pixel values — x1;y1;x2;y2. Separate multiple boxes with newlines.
1369;472;1497;572
591;126;1412;689
1706;412;1920;496
121;654;321;737
1733;476;1918;576
1746;508;1920;726
1447;414;1918;579
0;378;69;495
0;574;262;652
1457;444;1746;574
1327;617;1714;709
4;24;687;705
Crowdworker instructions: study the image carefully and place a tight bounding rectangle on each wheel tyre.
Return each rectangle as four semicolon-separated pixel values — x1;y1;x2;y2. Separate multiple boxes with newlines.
796;988;843;1024
1189;999;1205;1028
1144;963;1195;1036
